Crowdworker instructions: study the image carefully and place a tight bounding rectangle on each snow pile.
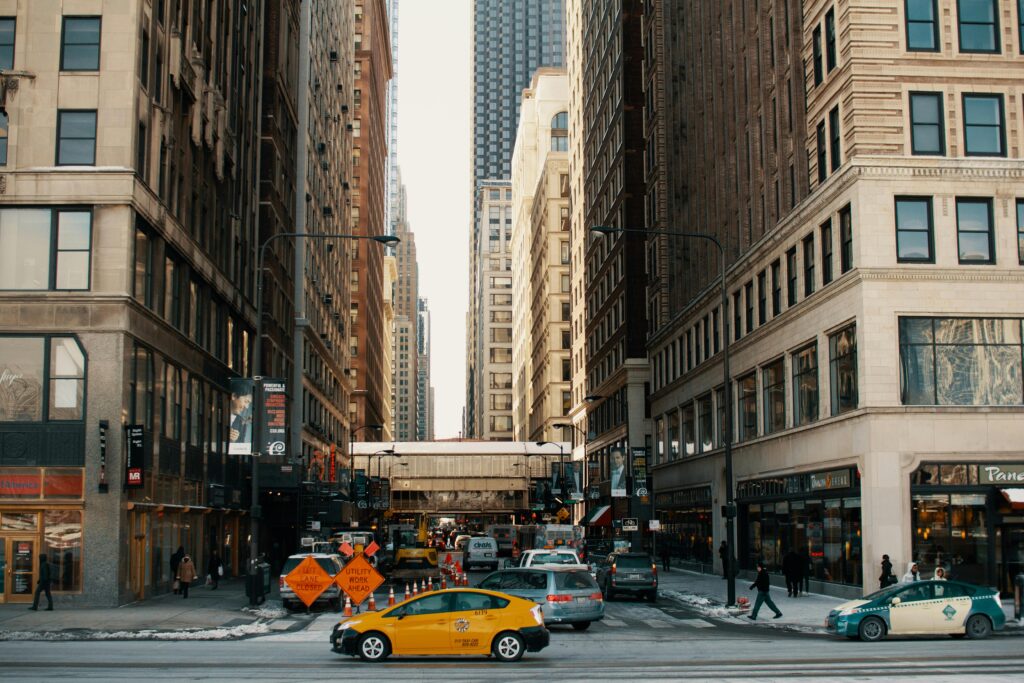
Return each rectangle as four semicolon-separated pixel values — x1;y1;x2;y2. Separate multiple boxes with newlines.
242;602;288;620
0;621;270;642
661;589;740;619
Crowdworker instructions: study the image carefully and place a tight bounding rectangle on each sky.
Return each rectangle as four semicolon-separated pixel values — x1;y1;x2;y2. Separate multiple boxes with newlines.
397;0;472;438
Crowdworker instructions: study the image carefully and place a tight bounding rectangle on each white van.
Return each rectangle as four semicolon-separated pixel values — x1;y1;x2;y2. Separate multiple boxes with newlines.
464;536;499;571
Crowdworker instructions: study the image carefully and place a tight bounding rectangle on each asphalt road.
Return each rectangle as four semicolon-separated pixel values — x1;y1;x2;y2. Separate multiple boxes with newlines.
3;579;1022;682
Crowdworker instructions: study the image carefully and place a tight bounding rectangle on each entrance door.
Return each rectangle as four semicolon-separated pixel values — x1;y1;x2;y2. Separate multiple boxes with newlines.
1001;525;1024;595
1;537;37;604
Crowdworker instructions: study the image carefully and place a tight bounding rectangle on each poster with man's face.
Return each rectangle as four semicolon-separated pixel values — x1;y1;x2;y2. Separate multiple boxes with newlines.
564;462;583;501
550;461;563;495
610;448;628;498
228;378;254;455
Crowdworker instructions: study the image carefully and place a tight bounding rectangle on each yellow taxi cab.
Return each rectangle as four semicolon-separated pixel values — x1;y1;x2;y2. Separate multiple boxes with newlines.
330;588;549;662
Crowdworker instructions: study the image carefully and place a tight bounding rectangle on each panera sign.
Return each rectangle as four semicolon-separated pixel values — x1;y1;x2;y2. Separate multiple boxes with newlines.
980;465;1024;485
810;468;852;491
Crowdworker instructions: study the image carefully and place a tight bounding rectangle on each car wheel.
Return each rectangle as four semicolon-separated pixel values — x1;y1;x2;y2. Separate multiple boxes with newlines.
492;631;526;662
357;632;391;662
965;614;992;640
858;617;886;643
571;621;591;631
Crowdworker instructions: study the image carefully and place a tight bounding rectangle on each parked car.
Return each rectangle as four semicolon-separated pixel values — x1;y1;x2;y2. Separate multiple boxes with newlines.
595;552;657;601
825;579;1005;642
464;536;500;571
330;588;549;662
279;552;344;610
478;567;604;630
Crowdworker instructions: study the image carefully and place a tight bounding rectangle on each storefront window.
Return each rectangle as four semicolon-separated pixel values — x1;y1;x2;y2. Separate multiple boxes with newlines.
43;510;82;592
1;511;39;531
913;492;988;585
697;393;713;452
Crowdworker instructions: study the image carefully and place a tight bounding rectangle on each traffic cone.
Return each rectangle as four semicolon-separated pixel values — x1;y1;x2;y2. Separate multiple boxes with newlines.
428;577;434;592
413;581;419;597
388;587;396;607
343;596;353;617
441;575;447;590
461;572;468;587
368;592;377;611
404;583;411;601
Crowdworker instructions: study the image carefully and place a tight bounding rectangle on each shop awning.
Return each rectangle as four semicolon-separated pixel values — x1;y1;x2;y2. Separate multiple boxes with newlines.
586;504;611;526
1000;488;1024;510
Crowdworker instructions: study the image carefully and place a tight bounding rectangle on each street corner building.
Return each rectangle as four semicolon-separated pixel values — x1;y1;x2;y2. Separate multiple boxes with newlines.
0;1;268;606
641;0;1024;598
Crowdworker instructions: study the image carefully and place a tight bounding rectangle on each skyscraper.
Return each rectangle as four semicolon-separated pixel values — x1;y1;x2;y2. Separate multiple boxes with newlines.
465;0;566;438
416;297;435;441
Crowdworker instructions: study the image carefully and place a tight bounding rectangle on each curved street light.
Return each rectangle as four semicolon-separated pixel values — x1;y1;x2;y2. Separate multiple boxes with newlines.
590;224;736;607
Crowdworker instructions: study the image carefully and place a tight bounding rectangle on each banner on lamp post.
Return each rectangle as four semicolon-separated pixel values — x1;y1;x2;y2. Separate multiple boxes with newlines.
124;425;145;489
260;378;287;458
228;378;255;455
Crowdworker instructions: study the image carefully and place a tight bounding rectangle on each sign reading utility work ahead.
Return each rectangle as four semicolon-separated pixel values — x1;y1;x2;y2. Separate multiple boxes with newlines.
334;553;385;606
283;555;335;607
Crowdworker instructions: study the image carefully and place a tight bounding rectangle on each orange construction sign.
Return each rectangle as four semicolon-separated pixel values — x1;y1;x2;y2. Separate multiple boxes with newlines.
334;553;385;606
283;555;335;607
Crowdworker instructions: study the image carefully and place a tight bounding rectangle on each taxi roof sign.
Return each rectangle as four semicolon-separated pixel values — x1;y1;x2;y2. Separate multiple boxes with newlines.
334;553;385;606
283;555;335;607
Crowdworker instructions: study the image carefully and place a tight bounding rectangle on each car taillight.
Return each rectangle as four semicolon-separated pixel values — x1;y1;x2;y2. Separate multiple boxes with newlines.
652;564;658;576
546;594;573;603
279;577;284;589
610;565;616;575
589;592;603;601
531;605;544;625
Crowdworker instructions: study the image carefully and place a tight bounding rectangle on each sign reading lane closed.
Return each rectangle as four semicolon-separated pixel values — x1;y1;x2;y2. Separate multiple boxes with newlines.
334;553;385;606
283;555;335;607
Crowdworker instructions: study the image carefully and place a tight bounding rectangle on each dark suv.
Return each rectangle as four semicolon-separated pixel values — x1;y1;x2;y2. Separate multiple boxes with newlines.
595;553;657;601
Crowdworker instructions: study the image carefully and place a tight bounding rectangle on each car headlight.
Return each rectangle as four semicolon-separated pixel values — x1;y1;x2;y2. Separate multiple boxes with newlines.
337;620;361;630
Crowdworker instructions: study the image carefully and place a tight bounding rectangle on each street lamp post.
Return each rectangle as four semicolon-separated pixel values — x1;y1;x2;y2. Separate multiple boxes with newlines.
248;232;397;580
591;225;737;607
535;441;567;516
348;423;385;514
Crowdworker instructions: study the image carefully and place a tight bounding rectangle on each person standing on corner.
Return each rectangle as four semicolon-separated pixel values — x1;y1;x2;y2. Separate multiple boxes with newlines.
879;554;895;589
207;551;223;590
177;553;198;598
170;546;185;594
29;554;53;611
900;561;921;584
782;549;801;597
747;562;783;621
660;542;671;572
719;540;729;580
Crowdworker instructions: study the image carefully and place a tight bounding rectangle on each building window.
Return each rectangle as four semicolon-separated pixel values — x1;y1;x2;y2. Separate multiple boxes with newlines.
839;204;853;273
825;8;837;72
0;111;7;165
906;0;939;50
895;196;934;263
803;234;815;296
0;208;92;290
715;387;726;448
816;121;827;183
762;359;786;435
957;0;999;53
0;336;86;423
829;324;858;415
821;219;834;285
744;281;754;333
756;271;767;325
697;393;713;453
909;92;945;155
130;342;154;430
681;404;695;456
900;317;1024;405
60;16;102;71
56;110;97;166
829;106;841;171
738;373;757;441
0;17;14;69
490;327;512;343
770;260;781;316
812;25;823;86
1017;199;1024;265
962;94;1005;157
956;197;995;265
732;291;742;340
1020;0;1024;54
786;247;797;307
792;344;819;426
490;373;512;389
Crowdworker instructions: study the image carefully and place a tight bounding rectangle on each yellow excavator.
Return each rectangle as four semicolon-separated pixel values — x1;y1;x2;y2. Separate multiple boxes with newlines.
389;515;440;583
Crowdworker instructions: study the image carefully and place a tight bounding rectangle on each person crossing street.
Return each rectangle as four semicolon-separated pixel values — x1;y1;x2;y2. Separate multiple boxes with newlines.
747;562;783;621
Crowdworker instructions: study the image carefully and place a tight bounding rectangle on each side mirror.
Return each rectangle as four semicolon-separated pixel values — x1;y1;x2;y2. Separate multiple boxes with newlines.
890;597;901;606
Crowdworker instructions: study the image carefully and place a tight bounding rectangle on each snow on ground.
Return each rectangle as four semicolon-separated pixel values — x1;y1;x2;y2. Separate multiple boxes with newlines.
661;589;828;633
241;601;288;620
0;622;271;642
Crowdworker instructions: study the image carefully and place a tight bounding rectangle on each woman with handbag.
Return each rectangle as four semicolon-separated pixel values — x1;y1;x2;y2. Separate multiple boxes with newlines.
177;554;198;598
170;546;185;594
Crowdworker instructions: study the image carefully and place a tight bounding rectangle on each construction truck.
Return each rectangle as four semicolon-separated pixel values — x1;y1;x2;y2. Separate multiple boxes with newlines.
388;515;440;583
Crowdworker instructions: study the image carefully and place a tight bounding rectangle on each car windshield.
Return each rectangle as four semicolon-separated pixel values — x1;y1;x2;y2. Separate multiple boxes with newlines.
554;570;598;591
861;583;912;601
532;553;578;564
281;557;338;575
615;555;651;569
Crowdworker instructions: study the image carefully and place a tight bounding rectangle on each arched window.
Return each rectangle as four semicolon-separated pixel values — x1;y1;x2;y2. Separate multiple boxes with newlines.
551;111;569;151
551;111;568;130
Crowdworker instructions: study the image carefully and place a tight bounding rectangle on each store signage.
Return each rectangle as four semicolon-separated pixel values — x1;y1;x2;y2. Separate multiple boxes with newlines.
328;444;337;482
810;468;850;491
355;469;368;509
124;425;145;489
622;517;639;531
260;379;287;457
980;465;1024;484
0;470;42;498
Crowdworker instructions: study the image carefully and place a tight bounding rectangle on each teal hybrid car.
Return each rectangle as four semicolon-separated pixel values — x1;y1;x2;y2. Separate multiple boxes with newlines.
826;580;1005;642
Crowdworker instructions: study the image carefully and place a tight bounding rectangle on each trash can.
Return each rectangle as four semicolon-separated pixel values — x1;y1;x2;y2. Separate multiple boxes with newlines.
246;563;267;606
1015;572;1024;621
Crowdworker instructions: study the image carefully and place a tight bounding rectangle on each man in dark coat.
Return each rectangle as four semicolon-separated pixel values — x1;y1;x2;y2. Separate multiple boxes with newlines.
782;550;802;597
29;555;53;611
747;562;782;620
879;554;895;589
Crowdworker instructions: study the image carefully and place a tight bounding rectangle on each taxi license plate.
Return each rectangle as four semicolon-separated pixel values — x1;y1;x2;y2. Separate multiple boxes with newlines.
628;573;641;580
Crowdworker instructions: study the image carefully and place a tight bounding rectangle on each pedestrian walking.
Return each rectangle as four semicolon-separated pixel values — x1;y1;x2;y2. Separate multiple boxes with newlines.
782;550;801;597
932;566;947;581
29;555;53;611
800;550;812;594
900;561;921;584
878;554;895;589
177;554;198;598
660;543;671;572
170;546;185;594
207;551;223;590
718;541;729;580
747;562;783;620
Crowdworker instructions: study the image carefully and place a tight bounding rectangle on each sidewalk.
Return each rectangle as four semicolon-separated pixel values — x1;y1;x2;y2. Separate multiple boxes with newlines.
0;578;285;640
656;567;1023;634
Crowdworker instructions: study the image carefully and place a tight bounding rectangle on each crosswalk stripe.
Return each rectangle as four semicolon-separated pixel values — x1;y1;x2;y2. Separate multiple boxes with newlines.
643;619;673;629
